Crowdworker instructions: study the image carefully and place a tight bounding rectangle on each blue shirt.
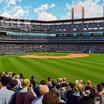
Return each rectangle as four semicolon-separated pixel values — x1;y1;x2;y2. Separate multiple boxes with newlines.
0;87;14;104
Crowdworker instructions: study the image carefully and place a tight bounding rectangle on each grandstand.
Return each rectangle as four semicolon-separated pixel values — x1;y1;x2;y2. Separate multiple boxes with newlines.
0;16;104;55
0;5;104;55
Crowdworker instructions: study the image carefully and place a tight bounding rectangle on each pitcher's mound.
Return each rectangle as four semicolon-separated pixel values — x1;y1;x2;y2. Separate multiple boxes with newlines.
20;53;89;59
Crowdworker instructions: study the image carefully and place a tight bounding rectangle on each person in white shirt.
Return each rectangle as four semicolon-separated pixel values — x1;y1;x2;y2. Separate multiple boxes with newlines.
0;76;14;104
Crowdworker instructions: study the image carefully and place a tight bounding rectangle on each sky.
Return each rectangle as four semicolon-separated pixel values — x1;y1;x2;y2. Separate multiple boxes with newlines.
0;0;104;20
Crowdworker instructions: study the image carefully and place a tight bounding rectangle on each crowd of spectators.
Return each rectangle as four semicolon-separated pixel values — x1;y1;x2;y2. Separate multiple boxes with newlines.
0;19;103;34
1;43;104;55
0;72;104;104
1;35;104;55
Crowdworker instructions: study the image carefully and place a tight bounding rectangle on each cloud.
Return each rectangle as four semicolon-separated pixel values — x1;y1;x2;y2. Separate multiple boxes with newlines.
34;4;55;13
83;0;103;18
0;0;28;19
64;0;103;19
34;4;57;20
0;0;3;3
64;3;72;19
13;6;28;18
36;11;57;21
1;11;10;17
7;0;22;6
1;6;28;19
7;0;16;5
50;4;56;8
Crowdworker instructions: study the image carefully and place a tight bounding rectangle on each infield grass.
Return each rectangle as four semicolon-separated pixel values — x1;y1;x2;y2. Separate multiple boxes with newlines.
0;52;104;84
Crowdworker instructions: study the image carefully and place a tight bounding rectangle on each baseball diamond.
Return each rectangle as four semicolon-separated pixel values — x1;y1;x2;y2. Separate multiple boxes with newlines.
0;2;104;104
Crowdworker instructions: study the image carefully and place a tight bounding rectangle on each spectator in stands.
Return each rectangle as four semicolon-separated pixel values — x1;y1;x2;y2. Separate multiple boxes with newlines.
10;79;36;104
32;83;49;104
34;80;47;97
0;71;104;104
97;83;104;104
42;92;60;104
13;75;22;91
0;76;14;104
80;96;93;104
85;80;95;95
30;76;36;89
19;73;24;80
7;79;18;92
47;77;53;90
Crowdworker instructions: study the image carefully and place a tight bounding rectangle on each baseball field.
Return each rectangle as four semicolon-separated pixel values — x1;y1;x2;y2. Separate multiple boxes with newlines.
0;52;104;84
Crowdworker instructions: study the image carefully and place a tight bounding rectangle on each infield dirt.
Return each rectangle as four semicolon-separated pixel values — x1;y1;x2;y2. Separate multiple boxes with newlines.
20;53;89;59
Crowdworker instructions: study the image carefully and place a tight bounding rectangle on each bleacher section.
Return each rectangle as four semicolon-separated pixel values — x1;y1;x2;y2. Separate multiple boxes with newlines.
0;16;104;55
1;35;104;55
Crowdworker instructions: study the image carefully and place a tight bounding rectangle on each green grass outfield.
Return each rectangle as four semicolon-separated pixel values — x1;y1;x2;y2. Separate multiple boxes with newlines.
0;52;104;84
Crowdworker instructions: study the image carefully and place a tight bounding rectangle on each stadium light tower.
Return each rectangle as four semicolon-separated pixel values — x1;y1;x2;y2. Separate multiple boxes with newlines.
82;6;85;23
71;4;85;22
71;7;74;22
103;5;104;17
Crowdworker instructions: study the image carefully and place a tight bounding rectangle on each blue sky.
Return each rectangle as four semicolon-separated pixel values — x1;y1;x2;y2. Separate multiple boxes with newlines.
0;0;103;20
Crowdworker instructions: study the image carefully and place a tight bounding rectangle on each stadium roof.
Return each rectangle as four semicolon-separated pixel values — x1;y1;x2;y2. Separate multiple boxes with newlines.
0;16;104;23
